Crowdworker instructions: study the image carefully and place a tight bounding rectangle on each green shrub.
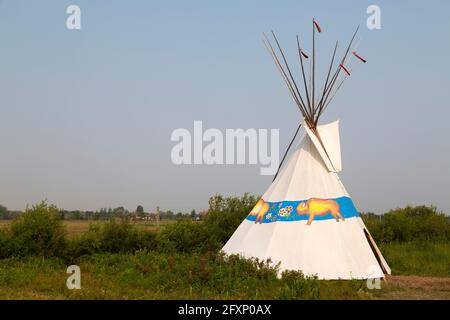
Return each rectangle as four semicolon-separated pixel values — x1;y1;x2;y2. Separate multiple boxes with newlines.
157;218;209;253
204;193;258;246
8;201;66;257
97;220;149;252
78;251;283;298
0;229;9;259
278;270;320;299
66;225;102;259
156;194;259;254
363;205;450;243
67;220;158;260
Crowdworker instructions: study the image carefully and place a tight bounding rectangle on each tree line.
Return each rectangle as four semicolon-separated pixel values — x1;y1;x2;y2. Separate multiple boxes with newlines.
0;204;203;221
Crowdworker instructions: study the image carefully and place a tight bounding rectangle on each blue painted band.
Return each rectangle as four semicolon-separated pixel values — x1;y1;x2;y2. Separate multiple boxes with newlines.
245;196;359;224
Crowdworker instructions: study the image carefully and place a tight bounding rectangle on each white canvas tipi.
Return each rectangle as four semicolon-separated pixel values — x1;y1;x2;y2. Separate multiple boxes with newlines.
222;120;391;279
222;21;390;279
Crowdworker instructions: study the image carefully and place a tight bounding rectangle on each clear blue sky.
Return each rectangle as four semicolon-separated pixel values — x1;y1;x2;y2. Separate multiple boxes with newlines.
1;0;449;214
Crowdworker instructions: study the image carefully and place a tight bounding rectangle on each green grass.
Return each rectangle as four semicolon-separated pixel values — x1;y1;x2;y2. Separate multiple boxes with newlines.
0;252;373;300
1;242;448;300
380;242;450;277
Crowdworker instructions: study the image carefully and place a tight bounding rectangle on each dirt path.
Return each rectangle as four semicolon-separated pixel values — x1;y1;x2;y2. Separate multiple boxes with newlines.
378;275;450;299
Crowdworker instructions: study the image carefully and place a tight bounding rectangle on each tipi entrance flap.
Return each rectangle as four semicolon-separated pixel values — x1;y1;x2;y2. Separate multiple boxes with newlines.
303;120;338;172
317;120;342;172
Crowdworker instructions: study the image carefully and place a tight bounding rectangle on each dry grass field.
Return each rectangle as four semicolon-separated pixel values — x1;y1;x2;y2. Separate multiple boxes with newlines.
378;275;450;299
0;219;174;237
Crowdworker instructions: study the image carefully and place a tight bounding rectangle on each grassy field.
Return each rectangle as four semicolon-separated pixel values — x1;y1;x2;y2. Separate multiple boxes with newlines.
0;252;448;300
379;242;450;277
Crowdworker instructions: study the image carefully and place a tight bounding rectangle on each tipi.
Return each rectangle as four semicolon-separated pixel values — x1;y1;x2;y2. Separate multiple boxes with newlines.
222;20;390;279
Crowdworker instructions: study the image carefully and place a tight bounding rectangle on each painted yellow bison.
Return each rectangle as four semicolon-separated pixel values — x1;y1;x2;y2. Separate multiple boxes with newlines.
296;198;344;225
248;199;270;224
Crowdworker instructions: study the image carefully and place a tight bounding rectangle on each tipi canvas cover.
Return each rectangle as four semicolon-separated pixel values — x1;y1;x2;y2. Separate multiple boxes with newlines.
222;121;391;279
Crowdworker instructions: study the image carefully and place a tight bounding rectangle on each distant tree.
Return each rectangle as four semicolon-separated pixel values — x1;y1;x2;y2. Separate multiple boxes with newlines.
136;205;144;217
98;208;112;220
165;210;174;220
0;204;8;219
71;210;82;220
190;209;197;220
8;210;23;220
113;206;126;218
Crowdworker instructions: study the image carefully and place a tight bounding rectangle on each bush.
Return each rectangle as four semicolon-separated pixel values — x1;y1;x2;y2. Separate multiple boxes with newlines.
363;205;450;243
278;270;320;299
0;205;7;219
157;218;209;253
156;194;259;253
66;225;102;258
79;251;283;298
204;193;258;245
67;220;157;260
0;229;9;259
8;201;66;257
